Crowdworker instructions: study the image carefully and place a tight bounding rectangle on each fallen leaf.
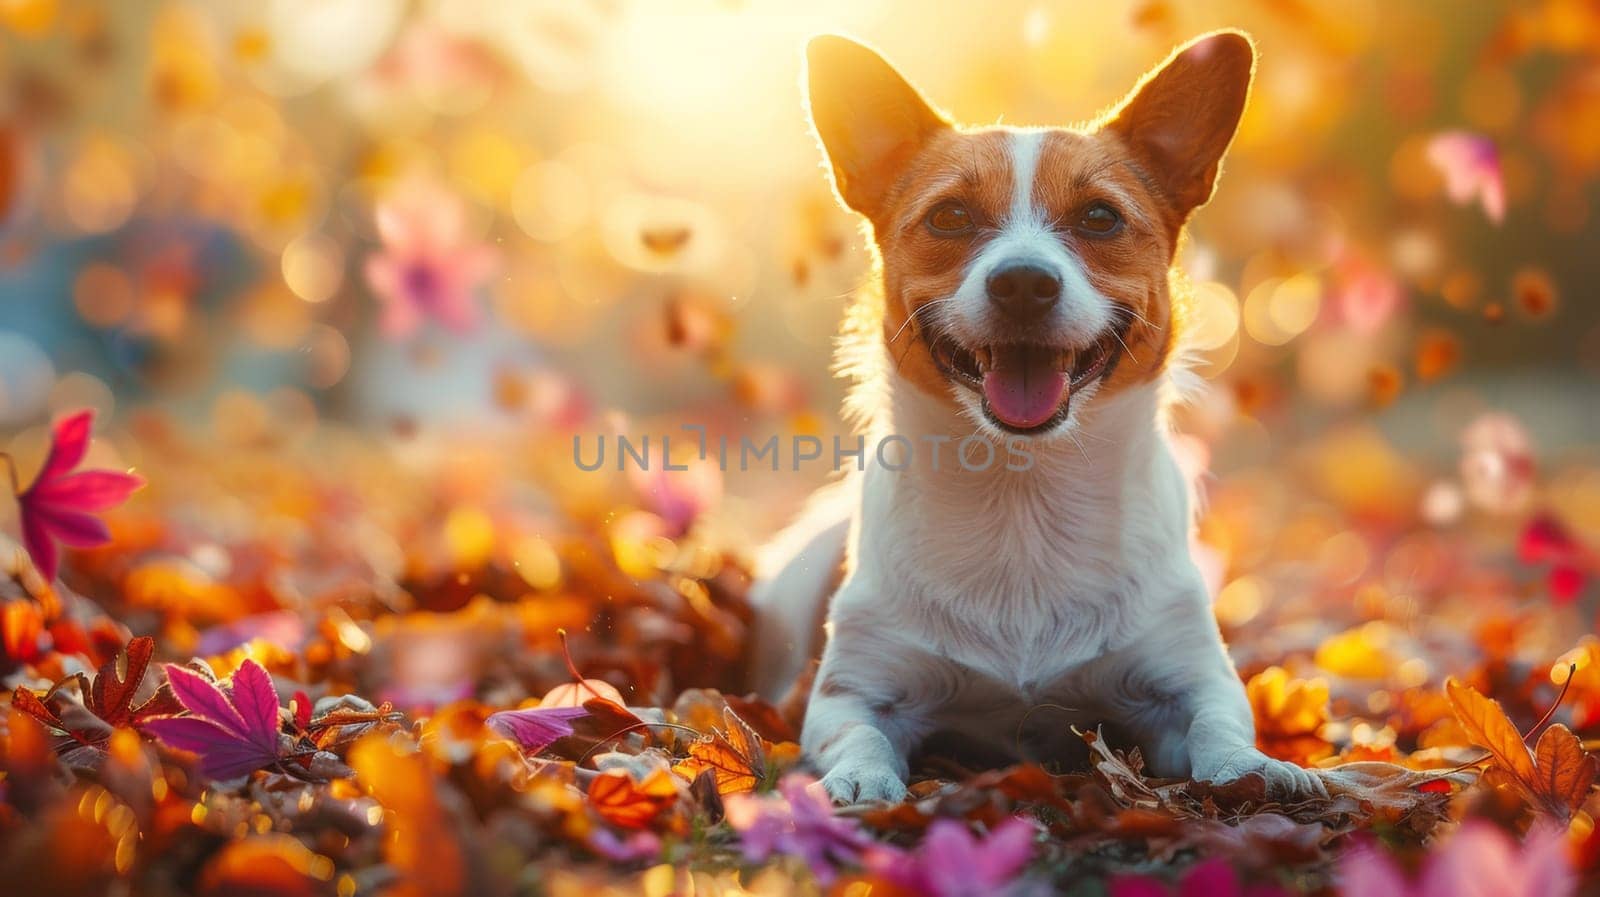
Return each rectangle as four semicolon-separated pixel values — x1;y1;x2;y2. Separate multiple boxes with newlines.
1445;677;1537;786
674;706;767;795
587;766;682;830
1533;723;1598;818
140;660;284;780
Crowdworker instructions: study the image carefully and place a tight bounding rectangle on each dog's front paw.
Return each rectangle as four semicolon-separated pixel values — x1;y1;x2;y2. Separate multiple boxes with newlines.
818;758;908;805
1193;747;1327;798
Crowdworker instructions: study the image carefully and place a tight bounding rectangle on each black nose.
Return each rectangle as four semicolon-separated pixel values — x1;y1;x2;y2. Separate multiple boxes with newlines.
986;263;1060;317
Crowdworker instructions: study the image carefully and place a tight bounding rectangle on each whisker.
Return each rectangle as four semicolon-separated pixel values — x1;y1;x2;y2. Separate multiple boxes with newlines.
888;297;956;345
1066;431;1092;464
1117;306;1159;330
1110;328;1139;365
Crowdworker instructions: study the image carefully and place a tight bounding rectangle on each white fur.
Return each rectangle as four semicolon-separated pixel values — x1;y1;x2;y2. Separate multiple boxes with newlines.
753;355;1324;802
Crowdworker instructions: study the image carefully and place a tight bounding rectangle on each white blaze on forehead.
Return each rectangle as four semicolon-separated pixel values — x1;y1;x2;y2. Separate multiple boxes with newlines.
1007;129;1048;226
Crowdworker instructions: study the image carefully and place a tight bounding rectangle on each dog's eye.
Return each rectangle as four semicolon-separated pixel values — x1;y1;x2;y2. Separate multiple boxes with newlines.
925;202;974;236
1077;203;1123;237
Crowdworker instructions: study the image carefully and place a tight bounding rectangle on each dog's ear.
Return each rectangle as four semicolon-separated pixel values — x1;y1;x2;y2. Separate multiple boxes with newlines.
1105;30;1256;219
806;35;948;218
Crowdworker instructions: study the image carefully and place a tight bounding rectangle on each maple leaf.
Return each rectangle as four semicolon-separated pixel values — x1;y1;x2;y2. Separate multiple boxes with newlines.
10;636;180;764
141;660;286;780
673;706;768;795
1445;677;1598;819
8;410;144;582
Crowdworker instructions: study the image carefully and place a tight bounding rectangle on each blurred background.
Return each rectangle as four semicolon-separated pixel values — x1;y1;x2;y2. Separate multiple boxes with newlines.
2;0;1600;636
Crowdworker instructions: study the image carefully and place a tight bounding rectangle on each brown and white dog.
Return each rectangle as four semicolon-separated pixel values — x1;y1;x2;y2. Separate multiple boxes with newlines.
750;31;1328;803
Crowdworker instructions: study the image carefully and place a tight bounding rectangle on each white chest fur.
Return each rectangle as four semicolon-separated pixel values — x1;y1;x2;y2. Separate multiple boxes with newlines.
838;374;1202;697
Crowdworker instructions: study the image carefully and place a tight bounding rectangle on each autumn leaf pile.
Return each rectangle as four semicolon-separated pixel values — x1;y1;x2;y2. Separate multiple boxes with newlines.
0;408;1593;897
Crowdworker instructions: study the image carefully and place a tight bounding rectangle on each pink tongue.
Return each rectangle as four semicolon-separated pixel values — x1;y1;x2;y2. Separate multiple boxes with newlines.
981;350;1068;429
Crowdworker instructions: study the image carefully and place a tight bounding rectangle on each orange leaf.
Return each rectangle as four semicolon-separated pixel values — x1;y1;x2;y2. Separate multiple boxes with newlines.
587;767;681;830
672;706;766;795
1444;677;1537;788
1533;723;1598;819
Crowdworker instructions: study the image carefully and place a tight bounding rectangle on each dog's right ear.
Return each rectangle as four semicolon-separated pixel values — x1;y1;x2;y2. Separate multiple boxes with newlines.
806;36;948;218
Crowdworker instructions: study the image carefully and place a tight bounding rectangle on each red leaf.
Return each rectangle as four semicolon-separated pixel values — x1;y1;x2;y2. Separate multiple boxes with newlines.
1549;565;1587;604
89;636;155;727
1520;514;1578;565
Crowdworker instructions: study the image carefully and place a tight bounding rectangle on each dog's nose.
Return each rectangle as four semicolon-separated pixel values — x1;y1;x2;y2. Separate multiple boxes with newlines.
986;263;1060;318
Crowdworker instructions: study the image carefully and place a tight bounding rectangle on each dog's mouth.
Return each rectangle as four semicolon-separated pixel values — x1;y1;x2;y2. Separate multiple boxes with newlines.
929;329;1126;434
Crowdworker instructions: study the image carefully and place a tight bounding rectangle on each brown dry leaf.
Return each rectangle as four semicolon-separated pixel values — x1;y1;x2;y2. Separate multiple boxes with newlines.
1444;676;1537;785
673;706;766;795
1533;723;1598;818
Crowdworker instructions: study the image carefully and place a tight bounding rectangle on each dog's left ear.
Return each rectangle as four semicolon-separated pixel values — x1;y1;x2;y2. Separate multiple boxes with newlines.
1105;30;1256;219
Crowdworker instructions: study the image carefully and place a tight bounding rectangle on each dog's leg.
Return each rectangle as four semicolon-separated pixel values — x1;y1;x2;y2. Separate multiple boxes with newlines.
1104;599;1326;798
801;605;929;804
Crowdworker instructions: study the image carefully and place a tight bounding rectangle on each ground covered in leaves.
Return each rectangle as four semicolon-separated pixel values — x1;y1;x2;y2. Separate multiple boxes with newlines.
2;408;1600;897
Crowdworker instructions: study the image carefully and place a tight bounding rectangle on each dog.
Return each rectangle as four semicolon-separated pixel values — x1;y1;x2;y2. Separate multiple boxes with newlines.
749;30;1328;804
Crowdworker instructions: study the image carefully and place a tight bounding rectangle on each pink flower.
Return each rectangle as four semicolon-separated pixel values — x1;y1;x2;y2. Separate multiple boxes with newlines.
363;180;498;338
10;411;143;582
724;773;876;884
1427;132;1505;225
1111;858;1287;897
1339;822;1573;897
869;816;1039;897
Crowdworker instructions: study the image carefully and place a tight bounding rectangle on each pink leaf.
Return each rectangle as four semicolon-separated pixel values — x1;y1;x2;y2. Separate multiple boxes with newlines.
28;470;145;511
162;664;253;740
227;660;284;747
37;411;93;482
140;716;279;780
485;704;590;754
14;409;143;582
142;661;286;781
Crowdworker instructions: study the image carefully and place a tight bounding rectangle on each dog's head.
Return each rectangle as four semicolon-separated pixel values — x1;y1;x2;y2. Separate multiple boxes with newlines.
807;32;1255;438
